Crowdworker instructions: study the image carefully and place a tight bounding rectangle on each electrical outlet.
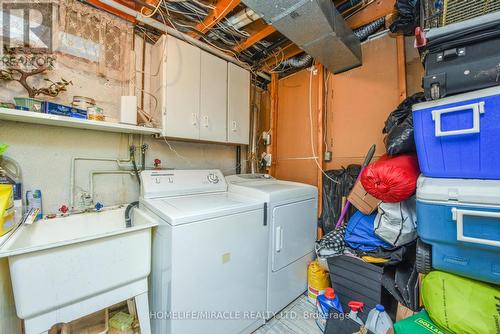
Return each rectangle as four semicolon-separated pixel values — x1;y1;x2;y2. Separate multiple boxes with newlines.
324;151;332;162
262;131;271;145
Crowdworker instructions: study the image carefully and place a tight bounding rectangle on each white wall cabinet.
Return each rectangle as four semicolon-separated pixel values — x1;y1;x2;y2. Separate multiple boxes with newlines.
227;63;251;145
151;35;250;145
200;50;228;142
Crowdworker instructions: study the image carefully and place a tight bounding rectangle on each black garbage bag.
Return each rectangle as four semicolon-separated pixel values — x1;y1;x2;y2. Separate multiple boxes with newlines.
319;165;361;234
381;242;420;311
389;0;420;36
383;92;426;156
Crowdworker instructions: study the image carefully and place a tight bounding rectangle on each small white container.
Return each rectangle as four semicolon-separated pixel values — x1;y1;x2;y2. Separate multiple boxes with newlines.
120;96;137;125
366;304;393;334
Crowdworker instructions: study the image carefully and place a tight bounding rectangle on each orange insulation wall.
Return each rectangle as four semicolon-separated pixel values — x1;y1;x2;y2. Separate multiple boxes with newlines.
325;34;403;169
273;34;405;186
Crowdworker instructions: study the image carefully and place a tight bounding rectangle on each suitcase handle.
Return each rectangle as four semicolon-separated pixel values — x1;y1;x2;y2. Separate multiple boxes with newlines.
452;208;500;247
432;102;485;137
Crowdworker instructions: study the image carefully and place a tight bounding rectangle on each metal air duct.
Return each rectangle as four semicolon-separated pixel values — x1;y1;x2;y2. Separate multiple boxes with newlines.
241;0;362;74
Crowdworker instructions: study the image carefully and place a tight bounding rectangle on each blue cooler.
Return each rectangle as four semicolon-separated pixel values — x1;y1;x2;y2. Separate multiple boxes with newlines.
413;87;500;179
416;176;500;284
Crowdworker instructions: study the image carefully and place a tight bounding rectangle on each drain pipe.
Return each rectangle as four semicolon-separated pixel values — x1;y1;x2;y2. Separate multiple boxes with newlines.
98;0;271;82
236;146;242;174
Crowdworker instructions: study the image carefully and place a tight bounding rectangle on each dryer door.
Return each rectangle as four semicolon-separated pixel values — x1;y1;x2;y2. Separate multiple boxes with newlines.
272;198;317;272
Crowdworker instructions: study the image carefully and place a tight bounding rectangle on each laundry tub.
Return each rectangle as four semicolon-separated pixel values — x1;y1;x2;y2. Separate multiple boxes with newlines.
0;207;157;334
416;176;500;284
413;86;500;179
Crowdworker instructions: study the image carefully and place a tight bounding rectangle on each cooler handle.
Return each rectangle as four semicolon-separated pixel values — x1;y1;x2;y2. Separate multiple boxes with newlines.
432;102;485;137
451;208;500;247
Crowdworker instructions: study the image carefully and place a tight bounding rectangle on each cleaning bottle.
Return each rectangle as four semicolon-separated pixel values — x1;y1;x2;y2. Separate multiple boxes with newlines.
347;301;365;326
315;287;343;331
366;304;393;334
26;190;42;221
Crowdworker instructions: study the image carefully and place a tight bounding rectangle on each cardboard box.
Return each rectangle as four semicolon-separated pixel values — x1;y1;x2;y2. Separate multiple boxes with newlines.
348;180;381;214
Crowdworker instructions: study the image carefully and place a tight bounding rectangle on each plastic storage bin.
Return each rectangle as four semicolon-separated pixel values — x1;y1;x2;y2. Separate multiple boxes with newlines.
416;176;500;284
327;255;395;316
413;86;500;179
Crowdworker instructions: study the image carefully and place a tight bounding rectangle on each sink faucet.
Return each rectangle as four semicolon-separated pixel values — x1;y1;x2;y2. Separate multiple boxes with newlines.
125;201;139;228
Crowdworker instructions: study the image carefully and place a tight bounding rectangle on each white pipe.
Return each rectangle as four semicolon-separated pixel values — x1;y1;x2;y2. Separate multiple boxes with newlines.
98;0;271;81
70;156;133;210
88;170;136;208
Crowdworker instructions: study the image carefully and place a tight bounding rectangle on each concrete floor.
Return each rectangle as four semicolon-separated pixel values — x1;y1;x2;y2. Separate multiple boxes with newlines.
253;296;323;334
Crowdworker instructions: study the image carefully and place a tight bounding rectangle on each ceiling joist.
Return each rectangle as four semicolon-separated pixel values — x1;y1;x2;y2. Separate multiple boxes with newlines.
346;0;395;29
233;24;276;52
188;0;241;38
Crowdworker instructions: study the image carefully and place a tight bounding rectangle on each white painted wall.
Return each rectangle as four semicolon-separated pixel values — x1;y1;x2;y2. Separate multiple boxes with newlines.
0;34;247;332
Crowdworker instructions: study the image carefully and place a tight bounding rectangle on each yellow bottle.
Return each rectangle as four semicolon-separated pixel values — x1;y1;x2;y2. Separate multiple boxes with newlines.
0;185;15;237
307;260;330;304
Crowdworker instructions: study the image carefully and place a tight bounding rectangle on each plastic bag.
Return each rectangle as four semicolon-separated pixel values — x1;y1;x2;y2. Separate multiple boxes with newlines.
319;165;360;233
422;271;500;334
361;154;420;203
374;196;417;247
389;0;421;36
384;93;426;156
394;310;450;334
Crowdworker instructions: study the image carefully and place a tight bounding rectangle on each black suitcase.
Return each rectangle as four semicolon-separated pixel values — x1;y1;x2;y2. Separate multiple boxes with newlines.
422;11;500;100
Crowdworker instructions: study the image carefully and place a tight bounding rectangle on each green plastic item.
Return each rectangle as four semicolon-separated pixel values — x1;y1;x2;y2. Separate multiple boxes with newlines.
394;310;449;334
109;312;134;331
0;144;7;155
13;97;42;112
422;271;500;334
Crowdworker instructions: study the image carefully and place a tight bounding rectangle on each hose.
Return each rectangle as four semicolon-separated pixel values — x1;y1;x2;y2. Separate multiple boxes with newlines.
279;54;313;68
353;17;386;41
125;201;139;228
130;146;141;186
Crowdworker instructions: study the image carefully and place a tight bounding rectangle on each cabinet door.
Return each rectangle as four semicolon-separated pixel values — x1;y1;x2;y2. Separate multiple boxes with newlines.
227;63;250;144
150;35;167;135
200;51;228;142
166;36;201;140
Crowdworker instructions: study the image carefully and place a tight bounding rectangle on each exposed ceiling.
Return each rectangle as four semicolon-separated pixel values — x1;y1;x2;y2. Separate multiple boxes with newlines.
84;0;396;82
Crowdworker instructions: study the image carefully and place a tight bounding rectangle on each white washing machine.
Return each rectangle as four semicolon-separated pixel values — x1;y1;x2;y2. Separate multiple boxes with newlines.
225;174;318;318
140;170;268;334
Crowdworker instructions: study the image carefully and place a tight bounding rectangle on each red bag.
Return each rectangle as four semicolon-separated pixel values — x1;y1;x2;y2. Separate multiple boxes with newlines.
360;154;420;203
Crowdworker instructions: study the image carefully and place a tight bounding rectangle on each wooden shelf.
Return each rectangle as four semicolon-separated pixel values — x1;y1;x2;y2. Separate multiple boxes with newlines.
0;108;161;135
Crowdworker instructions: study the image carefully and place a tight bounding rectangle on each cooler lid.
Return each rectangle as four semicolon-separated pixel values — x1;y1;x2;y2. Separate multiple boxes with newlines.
417;176;500;205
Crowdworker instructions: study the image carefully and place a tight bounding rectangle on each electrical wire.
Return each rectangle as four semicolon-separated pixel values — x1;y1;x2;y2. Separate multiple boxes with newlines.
140;0;164;18
307;65;340;184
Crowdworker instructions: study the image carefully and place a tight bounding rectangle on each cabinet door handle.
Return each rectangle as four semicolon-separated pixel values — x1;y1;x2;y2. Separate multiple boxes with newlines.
191;113;198;126
203;116;209;128
231;120;237;132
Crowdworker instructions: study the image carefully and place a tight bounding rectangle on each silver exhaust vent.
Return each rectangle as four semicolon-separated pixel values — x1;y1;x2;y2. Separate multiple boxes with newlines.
242;0;362;73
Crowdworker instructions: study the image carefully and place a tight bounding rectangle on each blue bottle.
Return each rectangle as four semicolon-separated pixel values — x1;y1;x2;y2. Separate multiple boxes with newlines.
316;287;344;332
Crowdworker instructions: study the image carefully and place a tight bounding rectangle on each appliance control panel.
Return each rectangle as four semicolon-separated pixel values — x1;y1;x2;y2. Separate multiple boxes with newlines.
141;169;226;199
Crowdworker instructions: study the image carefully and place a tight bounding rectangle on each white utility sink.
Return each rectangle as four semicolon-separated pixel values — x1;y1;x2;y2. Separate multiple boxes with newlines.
0;207;158;334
